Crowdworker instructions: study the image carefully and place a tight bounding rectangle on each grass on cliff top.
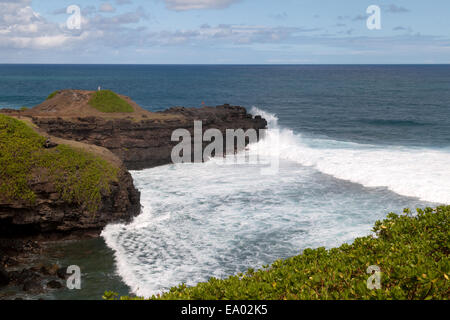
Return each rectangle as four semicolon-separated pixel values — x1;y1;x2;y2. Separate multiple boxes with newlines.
46;90;60;100
88;90;134;113
0;114;119;213
104;206;450;300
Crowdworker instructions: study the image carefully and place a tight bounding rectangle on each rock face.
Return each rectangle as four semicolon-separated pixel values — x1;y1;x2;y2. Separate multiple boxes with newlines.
0;265;9;287
0;90;267;298
0;93;266;236
32;104;268;170
0;91;267;236
0;169;140;237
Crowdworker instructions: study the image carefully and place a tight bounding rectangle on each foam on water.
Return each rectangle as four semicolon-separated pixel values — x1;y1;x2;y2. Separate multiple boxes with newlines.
102;108;445;297
250;107;450;204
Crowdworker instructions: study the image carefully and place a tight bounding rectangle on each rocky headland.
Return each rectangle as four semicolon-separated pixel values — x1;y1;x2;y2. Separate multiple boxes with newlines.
29;90;267;170
0;89;267;297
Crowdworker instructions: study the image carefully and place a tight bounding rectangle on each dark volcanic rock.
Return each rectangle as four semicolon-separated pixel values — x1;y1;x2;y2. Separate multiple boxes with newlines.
56;267;68;280
0;265;9;287
0;168;141;237
22;279;43;293
39;264;60;276
33;105;268;170
0;239;40;258
9;268;40;285
46;280;63;289
0;98;267;297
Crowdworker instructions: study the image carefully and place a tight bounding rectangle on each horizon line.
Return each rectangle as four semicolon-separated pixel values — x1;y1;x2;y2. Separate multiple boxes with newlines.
1;63;450;66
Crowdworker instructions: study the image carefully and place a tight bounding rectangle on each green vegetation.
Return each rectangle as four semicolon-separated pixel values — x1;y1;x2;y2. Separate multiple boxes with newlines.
0;114;118;213
20;106;28;111
46;90;60;100
88;90;134;113
104;206;449;300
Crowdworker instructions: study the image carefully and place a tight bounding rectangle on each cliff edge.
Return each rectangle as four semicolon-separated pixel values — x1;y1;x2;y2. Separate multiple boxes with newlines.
0;89;267;296
0;114;141;238
0;89;267;236
28;89;268;170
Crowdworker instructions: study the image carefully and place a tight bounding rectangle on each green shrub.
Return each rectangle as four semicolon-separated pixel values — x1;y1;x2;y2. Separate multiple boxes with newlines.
105;206;450;300
88;90;134;113
46;90;59;100
0;114;46;202
20;106;28;111
0;114;118;213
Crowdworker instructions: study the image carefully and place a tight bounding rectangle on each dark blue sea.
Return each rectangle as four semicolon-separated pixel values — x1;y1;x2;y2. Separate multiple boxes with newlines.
1;65;449;299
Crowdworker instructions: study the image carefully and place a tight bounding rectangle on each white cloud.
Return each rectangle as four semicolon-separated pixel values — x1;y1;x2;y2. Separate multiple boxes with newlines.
143;24;318;46
163;0;240;11
0;0;74;49
1;0;448;64
99;3;116;13
8;35;68;49
386;4;410;14
0;0;149;50
115;0;132;4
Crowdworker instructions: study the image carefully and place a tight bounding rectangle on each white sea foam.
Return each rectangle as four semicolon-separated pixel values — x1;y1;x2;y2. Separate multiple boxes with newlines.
250;107;450;204
102;107;447;298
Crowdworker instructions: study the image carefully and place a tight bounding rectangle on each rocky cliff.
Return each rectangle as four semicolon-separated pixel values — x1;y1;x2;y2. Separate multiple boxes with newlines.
0;90;267;236
0;168;140;238
30;91;267;170
0;113;141;239
0;89;267;296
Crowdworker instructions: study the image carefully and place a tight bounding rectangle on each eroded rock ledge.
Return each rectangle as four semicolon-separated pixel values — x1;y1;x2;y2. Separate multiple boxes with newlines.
1;90;267;237
32;104;268;170
0;90;267;296
0;168;140;238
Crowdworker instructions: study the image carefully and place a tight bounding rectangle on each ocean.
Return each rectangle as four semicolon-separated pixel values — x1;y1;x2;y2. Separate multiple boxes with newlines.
1;64;449;299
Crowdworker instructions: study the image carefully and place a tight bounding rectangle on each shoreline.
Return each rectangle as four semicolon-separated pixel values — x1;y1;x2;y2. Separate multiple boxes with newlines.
0;90;268;299
0;237;131;300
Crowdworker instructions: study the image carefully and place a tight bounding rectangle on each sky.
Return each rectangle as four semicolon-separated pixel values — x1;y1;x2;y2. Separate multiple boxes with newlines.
1;0;450;64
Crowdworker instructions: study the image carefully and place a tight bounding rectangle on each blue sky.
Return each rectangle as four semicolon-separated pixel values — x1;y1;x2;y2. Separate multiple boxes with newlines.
1;0;450;64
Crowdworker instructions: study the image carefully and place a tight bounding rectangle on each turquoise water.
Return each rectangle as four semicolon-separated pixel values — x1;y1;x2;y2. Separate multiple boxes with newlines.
1;65;449;299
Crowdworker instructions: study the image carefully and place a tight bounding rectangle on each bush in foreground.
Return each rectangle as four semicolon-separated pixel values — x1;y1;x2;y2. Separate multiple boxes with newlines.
88;90;134;113
0;114;118;213
104;206;449;300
